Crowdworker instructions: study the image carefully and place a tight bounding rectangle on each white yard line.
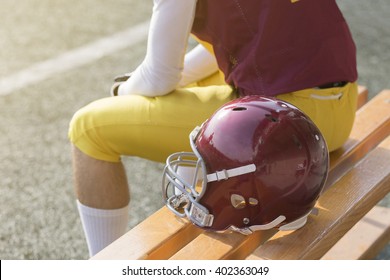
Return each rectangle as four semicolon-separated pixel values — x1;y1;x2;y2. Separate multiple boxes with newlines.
0;20;150;96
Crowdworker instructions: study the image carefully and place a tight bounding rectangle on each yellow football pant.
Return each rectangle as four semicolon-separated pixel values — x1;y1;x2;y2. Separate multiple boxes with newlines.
68;73;357;163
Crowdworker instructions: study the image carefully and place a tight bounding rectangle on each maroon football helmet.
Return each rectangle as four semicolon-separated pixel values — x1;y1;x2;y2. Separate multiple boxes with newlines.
162;96;329;234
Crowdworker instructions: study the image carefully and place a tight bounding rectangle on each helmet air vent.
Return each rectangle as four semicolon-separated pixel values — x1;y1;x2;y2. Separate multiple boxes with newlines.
231;194;246;209
232;107;247;111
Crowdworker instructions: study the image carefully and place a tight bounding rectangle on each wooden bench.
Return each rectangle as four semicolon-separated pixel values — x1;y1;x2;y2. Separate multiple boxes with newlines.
92;86;390;260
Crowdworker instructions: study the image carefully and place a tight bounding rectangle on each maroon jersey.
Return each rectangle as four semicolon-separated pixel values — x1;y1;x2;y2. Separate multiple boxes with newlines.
192;0;357;96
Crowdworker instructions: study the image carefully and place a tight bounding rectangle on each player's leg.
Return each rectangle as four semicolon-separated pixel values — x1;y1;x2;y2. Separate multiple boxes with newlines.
68;84;235;256
71;145;130;256
277;82;358;152
72;146;129;209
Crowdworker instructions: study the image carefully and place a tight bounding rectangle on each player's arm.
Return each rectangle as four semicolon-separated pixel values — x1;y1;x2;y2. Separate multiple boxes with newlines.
117;0;197;97
178;43;219;87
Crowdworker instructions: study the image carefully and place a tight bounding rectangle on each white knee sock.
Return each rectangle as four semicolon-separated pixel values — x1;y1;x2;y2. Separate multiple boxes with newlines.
76;200;129;257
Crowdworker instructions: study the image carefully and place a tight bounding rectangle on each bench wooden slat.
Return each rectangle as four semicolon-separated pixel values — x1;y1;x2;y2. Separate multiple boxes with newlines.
246;135;390;260
357;85;368;110
168;90;390;260
170;227;279;260
321;205;390;260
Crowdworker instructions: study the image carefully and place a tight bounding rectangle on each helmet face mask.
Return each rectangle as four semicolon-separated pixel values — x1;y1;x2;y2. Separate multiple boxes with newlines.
162;96;329;234
162;149;211;226
162;128;258;230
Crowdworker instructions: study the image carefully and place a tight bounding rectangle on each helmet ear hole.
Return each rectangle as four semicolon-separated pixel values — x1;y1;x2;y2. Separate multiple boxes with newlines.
231;194;246;209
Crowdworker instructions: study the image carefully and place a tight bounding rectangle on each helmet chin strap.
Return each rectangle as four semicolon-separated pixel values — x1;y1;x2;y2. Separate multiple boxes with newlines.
229;215;287;235
206;164;256;182
249;215;287;231
232;210;313;235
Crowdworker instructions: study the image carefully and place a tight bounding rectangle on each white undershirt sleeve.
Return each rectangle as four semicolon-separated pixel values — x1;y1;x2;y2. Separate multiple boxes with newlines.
118;0;198;97
178;43;219;87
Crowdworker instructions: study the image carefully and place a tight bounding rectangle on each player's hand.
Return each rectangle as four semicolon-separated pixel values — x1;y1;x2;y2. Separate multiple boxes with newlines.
110;73;132;96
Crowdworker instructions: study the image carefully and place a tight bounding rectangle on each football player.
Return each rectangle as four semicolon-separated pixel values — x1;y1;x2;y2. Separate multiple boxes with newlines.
69;0;357;257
